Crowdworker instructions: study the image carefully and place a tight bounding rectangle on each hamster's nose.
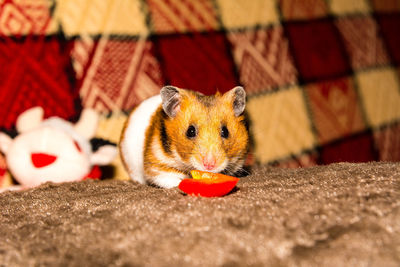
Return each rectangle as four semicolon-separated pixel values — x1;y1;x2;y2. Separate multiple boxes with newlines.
202;154;216;170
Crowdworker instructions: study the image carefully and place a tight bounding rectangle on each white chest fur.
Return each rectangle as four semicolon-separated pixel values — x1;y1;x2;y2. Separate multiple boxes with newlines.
120;94;162;184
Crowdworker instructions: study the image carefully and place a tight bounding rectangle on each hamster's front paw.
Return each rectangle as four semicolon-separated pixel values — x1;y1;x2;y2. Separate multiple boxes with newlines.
151;172;186;189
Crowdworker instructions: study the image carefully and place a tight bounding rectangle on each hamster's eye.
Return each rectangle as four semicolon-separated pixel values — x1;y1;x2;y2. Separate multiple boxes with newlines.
221;125;229;139
186;125;197;139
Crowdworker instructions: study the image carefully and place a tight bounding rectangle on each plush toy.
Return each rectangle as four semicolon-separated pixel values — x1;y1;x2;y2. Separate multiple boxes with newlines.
0;107;117;190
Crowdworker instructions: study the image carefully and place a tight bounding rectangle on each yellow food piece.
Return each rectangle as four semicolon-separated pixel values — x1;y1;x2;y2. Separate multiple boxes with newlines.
191;170;210;179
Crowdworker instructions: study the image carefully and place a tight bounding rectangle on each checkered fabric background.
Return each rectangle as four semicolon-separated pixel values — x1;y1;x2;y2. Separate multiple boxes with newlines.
1;0;400;184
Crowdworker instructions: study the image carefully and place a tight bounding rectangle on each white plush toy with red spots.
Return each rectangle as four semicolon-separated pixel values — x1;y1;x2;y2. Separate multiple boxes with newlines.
0;107;117;190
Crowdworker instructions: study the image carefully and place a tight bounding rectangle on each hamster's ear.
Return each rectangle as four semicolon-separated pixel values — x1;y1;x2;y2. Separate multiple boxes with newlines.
224;86;246;116
160;86;181;118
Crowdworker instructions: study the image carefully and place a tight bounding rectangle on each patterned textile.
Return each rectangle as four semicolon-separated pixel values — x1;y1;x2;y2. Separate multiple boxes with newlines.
1;0;400;184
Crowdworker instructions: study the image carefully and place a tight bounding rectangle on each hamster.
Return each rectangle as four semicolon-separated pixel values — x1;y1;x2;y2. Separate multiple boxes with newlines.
119;86;249;188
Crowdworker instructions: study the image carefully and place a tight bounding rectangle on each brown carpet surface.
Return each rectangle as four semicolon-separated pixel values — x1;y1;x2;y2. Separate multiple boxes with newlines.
0;162;399;266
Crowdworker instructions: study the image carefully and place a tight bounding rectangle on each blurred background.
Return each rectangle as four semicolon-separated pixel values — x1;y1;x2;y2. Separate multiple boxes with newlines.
1;0;400;185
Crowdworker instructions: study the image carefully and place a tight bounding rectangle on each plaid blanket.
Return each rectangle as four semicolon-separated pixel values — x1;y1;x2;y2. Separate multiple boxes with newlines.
1;0;400;184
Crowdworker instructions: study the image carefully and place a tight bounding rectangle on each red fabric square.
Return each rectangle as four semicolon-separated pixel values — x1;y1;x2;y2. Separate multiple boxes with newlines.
280;0;328;21
335;16;389;69
0;0;52;36
306;77;366;144
377;14;400;65
373;123;400;161
147;0;219;34
228;27;298;94
0;36;79;129
371;0;400;13
76;39;165;112
155;32;238;95
285;19;351;83
319;132;377;164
